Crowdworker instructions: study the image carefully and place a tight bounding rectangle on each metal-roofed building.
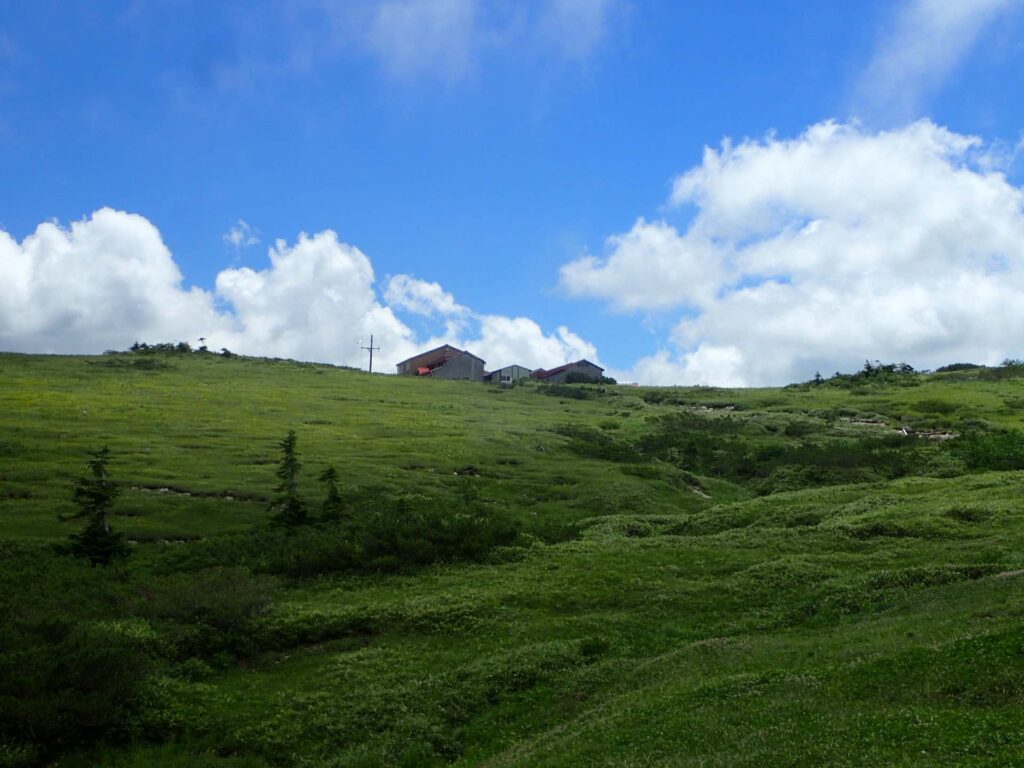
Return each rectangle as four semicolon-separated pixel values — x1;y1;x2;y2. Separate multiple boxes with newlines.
395;345;487;381
531;359;605;384
485;364;533;386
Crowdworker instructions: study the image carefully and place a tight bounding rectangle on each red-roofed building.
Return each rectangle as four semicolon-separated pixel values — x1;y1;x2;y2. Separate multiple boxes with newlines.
395;345;487;381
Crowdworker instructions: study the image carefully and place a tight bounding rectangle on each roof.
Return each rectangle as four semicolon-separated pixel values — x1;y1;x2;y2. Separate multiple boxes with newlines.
396;344;486;369
531;359;605;380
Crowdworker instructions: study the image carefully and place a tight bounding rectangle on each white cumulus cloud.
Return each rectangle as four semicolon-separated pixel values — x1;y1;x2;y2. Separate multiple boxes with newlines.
0;208;597;375
560;217;724;312
384;274;468;317
213;231;416;366
0;208;225;355
561;120;1024;386
460;316;598;370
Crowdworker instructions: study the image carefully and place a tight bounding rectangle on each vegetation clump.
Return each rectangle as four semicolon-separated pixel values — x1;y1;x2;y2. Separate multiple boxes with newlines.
948;426;1024;470
269;430;308;527
64;447;129;566
319;465;345;520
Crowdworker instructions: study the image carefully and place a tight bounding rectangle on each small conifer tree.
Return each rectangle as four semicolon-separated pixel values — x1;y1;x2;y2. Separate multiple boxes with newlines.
269;430;307;526
319;465;345;520
66;447;128;565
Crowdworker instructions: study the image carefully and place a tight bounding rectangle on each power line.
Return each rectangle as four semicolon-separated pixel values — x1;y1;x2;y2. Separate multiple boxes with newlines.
361;334;380;373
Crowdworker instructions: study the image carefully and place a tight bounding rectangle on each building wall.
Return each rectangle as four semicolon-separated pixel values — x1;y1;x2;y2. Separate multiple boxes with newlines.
432;353;486;381
396;346;458;375
491;364;532;384
544;361;603;384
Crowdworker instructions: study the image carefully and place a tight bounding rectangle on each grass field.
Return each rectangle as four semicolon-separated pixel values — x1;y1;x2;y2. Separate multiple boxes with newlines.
2;351;1023;766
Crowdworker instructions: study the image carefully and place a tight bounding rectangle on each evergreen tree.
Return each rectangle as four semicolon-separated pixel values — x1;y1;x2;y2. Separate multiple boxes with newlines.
319;465;345;520
66;447;128;565
269;430;307;526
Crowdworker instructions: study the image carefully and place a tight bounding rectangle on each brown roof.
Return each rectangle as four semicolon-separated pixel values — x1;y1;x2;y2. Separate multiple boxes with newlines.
396;344;485;370
531;359;604;380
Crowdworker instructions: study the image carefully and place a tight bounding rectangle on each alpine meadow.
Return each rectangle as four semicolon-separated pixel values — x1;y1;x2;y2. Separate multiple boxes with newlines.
2;349;1023;766
5;1;1024;765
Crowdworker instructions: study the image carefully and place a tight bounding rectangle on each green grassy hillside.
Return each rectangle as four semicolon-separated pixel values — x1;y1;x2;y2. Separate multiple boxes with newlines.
2;351;1023;767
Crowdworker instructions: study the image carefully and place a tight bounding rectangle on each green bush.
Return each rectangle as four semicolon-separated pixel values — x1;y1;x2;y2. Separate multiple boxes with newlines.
153;497;519;579
948;428;1024;470
0;548;150;762
540;383;590;399
934;362;982;373
131;567;276;659
553;424;645;463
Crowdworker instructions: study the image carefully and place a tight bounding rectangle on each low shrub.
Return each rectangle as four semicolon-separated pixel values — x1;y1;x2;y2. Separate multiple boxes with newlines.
948;428;1024;470
131;567;276;659
153;497;519;579
934;362;983;373
553;424;645;463
0;547;150;763
540;384;590;400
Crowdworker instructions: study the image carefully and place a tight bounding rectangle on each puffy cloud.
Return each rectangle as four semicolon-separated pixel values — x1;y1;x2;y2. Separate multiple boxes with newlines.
384;274;468;317
380;277;597;369
0;208;597;374
560;218;724;311
0;208;225;354
611;346;746;388
853;0;1020;122
222;219;260;249
460;316;598;370
562;120;1024;385
213;231;417;367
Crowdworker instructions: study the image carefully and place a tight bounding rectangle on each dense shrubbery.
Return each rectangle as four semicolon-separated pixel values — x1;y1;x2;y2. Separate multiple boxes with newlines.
931;360;1024;382
823;361;920;388
0;546;280;765
948;427;1024;470
553;424;645;463
1;445;522;765
131;567;277;659
155;496;519;579
563;372;617;385
0;547;148;764
540;383;591;399
128;341;195;355
637;412;930;493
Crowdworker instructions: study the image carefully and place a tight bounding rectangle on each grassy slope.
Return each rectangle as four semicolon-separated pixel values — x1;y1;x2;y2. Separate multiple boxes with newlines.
2;352;1024;766
0;352;717;543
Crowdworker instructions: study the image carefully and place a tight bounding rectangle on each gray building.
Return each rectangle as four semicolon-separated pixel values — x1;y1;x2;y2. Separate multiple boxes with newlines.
485;364;533;385
531;359;605;384
395;345;487;381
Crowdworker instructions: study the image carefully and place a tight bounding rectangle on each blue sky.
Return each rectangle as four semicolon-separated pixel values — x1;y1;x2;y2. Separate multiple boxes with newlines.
2;0;1024;384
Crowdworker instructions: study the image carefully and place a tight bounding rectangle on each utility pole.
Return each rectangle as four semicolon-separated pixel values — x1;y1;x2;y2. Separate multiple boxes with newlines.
361;334;380;373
